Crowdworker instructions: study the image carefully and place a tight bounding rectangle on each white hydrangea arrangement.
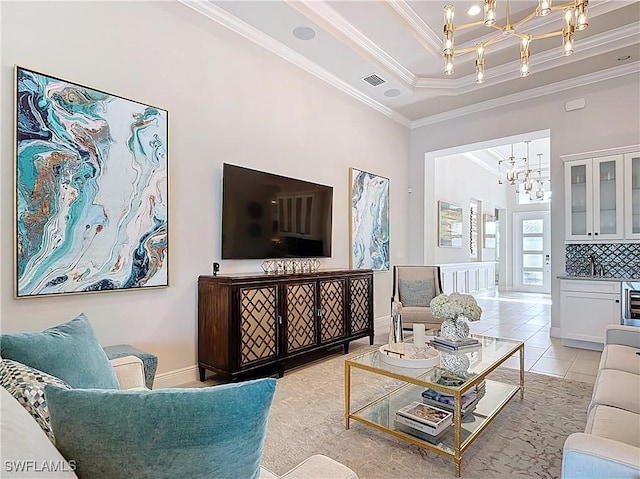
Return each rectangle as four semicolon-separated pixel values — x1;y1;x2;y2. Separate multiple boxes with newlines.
429;292;482;321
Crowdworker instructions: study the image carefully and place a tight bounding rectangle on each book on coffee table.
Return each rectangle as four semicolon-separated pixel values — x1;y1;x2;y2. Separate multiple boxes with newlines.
422;388;478;410
396;401;453;435
430;337;480;350
394;419;449;444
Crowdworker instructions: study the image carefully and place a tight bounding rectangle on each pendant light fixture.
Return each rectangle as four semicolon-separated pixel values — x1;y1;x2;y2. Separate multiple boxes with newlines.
442;0;589;80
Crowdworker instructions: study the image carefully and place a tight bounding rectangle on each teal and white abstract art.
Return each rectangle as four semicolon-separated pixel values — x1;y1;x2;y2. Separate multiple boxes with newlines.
349;168;389;271
15;66;168;297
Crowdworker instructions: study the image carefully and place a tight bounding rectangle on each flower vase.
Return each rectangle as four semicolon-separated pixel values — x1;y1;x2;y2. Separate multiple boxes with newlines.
440;351;471;375
440;315;470;342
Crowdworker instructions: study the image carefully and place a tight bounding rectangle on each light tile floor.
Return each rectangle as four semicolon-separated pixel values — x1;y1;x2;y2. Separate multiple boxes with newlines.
470;290;600;385
374;290;601;385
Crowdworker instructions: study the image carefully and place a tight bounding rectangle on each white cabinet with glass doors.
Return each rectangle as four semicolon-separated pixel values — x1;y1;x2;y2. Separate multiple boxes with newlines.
624;151;640;240
564;155;624;241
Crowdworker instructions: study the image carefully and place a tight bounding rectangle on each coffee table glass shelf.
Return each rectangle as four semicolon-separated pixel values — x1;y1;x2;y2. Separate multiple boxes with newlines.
344;335;524;477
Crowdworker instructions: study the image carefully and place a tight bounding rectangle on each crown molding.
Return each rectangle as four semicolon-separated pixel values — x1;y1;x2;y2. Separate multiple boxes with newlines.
411;61;640;128
461;152;501;176
287;1;416;85
560;144;640;162
386;0;441;59
179;0;411;127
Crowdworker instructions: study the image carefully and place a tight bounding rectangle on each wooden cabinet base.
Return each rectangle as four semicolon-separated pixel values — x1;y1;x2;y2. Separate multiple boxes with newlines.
198;269;374;380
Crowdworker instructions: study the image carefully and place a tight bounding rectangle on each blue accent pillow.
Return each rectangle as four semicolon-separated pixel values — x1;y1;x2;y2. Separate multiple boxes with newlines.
46;378;276;479
0;314;119;389
398;279;435;307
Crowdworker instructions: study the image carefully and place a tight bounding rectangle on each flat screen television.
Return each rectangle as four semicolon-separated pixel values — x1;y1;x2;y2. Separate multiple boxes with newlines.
221;164;333;260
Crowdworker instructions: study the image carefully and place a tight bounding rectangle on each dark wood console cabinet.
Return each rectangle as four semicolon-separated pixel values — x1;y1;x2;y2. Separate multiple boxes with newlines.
198;269;374;380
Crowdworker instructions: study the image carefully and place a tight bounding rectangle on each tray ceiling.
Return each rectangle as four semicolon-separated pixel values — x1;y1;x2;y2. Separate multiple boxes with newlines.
181;0;640;125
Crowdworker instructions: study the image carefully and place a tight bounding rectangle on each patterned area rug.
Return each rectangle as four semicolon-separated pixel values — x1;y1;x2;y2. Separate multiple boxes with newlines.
260;343;592;479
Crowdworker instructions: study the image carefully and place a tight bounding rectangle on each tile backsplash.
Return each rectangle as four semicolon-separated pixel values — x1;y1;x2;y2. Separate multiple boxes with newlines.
565;243;640;278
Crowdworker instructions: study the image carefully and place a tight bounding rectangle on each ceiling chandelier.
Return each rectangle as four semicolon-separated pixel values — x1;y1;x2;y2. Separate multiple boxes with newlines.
497;141;549;200
443;0;589;82
531;153;548;200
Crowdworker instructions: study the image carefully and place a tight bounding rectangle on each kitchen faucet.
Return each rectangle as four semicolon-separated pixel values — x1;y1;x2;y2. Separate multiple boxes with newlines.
589;254;597;276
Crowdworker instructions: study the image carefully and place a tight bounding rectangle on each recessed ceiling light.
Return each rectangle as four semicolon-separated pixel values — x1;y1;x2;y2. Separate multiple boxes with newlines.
384;89;401;98
617;55;631;61
467;5;482;16
293;26;316;41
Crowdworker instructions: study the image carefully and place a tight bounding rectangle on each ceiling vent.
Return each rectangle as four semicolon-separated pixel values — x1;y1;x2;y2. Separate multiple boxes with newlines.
361;73;386;87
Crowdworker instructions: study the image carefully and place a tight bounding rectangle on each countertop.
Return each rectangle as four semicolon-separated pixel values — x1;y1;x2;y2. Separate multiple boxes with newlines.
557;275;640;282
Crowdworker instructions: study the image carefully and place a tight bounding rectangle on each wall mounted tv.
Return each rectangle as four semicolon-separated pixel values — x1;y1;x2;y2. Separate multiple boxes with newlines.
221;164;333;260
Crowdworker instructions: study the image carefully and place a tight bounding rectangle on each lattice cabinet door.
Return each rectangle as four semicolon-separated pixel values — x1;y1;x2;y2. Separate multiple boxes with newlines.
239;285;279;368
349;276;372;335
284;281;317;354
319;278;346;344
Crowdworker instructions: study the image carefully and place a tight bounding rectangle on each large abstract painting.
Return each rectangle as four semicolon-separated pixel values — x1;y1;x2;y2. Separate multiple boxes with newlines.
349;168;389;271
15;66;168;297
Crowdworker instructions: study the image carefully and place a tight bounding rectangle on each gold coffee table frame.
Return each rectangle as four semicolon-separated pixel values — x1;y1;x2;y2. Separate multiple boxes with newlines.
345;336;524;477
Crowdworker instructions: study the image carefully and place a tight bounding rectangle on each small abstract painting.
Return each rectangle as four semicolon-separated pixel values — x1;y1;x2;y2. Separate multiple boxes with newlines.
14;66;169;297
349;168;389;271
438;200;463;248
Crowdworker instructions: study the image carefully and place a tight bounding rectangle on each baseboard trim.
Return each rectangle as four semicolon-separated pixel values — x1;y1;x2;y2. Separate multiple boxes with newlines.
155;318;389;388
374;315;388;329
561;338;604;352
550;326;561;339
153;365;199;389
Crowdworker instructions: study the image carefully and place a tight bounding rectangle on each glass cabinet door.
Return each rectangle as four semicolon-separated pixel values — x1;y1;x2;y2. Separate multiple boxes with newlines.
565;155;624;241
625;152;640;239
592;155;624;240
565;160;591;239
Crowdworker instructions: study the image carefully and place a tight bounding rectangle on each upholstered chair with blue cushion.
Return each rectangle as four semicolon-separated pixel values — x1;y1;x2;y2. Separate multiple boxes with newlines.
391;265;444;331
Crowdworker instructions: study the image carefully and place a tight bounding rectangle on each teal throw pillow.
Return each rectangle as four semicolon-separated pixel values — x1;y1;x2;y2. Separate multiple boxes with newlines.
0;313;119;389
398;279;435;307
46;378;276;479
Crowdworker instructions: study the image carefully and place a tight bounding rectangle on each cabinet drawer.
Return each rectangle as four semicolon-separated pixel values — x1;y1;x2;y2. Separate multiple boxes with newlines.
560;280;621;294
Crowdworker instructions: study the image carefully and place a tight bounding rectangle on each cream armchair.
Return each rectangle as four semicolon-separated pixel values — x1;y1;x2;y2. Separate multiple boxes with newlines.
391;265;444;330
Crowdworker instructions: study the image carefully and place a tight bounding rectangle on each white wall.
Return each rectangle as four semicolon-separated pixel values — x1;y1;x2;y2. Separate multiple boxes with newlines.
0;2;3;327
433;155;508;264
0;2;410;376
410;73;640;332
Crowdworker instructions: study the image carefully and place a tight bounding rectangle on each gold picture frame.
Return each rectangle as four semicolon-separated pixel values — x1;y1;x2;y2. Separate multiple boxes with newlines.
14;66;169;297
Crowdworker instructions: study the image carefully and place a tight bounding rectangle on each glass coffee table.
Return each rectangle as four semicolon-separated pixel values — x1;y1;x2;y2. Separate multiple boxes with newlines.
344;335;524;477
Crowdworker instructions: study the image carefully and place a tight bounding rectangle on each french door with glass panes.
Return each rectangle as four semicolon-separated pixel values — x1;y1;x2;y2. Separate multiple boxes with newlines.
514;212;551;293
